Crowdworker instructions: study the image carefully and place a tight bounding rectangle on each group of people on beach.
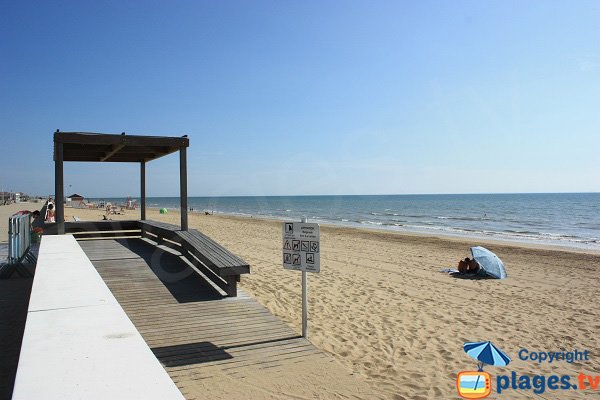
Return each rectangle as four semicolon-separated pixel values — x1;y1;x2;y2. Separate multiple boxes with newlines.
457;257;480;274
22;201;55;224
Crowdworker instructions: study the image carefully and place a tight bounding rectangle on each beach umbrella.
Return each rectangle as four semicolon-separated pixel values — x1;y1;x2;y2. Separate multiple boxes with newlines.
470;246;507;279
464;341;511;369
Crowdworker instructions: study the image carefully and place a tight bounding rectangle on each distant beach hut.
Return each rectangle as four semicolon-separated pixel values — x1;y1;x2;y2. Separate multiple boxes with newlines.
66;193;85;202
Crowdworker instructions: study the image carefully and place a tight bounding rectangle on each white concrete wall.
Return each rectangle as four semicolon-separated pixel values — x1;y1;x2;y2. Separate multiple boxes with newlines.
13;235;185;400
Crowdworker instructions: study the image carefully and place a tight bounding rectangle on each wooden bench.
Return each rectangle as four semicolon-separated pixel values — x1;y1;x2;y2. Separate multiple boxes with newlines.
139;220;179;241
140;220;249;297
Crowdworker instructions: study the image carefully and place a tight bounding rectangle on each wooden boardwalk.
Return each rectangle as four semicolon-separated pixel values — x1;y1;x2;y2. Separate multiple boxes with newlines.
79;239;376;400
0;278;33;400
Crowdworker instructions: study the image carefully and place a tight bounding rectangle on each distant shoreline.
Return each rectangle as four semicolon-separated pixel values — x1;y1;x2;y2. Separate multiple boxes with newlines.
80;193;600;252
141;205;600;255
86;191;600;198
8;197;599;252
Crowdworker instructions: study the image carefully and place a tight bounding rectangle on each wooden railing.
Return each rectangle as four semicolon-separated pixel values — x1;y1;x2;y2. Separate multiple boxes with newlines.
43;219;250;297
44;220;141;239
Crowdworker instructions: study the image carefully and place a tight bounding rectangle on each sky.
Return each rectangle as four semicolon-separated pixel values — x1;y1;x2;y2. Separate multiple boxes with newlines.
1;0;599;197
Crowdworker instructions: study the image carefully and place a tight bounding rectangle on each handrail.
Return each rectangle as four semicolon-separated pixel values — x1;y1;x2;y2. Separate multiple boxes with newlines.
43;220;141;238
8;214;31;264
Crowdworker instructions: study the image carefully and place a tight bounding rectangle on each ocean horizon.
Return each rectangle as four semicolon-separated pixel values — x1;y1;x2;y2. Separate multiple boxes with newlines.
86;193;600;250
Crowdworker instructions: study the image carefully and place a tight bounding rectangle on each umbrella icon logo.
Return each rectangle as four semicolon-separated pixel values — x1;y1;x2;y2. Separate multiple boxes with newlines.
457;341;511;399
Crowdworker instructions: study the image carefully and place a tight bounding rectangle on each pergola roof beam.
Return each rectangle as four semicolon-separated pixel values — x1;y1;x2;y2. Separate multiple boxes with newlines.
100;143;126;162
54;131;188;162
55;131;188;148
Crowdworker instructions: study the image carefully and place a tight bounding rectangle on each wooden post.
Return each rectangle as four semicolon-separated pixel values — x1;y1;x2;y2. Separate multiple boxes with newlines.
140;162;146;220
225;276;238;297
179;146;188;231
55;140;65;234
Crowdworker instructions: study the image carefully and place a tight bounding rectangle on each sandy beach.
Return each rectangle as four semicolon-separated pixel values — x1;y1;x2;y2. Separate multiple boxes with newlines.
3;203;599;399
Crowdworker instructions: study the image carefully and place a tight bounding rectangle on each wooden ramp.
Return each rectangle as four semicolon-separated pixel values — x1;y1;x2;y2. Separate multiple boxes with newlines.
79;239;378;400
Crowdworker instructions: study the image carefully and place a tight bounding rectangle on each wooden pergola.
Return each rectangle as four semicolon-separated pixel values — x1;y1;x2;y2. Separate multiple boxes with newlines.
53;130;190;234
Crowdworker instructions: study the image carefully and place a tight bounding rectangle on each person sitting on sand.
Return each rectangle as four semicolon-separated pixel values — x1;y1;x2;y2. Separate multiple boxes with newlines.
458;257;480;274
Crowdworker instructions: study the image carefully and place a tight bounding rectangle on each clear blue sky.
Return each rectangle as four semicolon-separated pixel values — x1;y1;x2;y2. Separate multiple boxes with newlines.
1;1;599;197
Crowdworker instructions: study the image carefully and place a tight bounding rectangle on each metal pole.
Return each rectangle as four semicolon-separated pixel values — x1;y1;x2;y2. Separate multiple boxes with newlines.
301;216;308;338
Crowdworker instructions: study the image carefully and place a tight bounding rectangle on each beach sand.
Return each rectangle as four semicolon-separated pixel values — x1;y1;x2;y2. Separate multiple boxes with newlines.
9;204;600;399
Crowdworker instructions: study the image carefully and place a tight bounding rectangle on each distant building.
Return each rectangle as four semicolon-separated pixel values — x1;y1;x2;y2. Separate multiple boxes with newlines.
0;191;11;204
66;193;85;202
0;192;30;203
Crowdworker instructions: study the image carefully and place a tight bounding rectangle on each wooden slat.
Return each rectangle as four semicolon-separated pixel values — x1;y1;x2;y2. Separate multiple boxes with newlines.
141;220;179;231
179;230;246;266
70;231;141;239
177;231;249;275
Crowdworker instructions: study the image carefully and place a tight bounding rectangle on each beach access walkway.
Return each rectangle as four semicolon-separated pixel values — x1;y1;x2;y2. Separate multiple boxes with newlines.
77;237;374;399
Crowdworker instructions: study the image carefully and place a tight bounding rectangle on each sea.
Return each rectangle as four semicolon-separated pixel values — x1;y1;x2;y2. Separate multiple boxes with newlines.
91;193;600;250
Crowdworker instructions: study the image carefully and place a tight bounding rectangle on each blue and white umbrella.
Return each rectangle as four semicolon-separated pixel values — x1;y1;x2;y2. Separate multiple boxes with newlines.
464;341;511;369
470;246;507;279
